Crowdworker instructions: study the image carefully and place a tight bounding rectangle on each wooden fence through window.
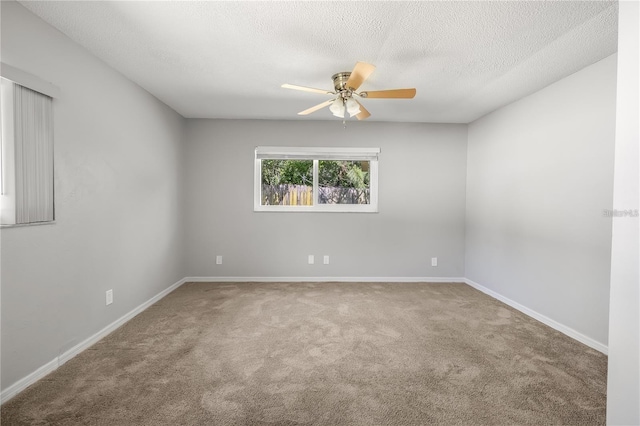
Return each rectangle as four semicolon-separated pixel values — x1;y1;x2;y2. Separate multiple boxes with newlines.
262;184;369;206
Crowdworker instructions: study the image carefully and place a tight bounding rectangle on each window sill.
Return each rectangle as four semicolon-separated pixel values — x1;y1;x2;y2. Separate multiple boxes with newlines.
254;206;378;213
1;220;56;229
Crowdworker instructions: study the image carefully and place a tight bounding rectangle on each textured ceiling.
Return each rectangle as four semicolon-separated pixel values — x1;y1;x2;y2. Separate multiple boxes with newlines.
19;1;618;123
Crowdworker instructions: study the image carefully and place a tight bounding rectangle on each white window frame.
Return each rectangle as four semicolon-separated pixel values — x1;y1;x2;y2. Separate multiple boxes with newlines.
254;146;380;213
1;78;16;225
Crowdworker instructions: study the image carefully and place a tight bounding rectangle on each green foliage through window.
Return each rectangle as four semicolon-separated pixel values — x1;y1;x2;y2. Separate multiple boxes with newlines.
318;160;370;204
261;160;312;205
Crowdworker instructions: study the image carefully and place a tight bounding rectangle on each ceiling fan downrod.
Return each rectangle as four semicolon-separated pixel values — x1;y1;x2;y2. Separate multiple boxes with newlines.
332;72;365;99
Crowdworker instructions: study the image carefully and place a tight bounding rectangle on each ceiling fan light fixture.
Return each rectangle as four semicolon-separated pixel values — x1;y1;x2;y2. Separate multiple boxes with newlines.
346;98;361;117
329;98;345;118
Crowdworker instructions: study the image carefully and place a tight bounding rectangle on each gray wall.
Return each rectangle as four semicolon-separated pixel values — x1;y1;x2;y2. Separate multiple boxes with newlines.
184;119;467;279
607;1;639;423
0;2;186;390
465;54;617;348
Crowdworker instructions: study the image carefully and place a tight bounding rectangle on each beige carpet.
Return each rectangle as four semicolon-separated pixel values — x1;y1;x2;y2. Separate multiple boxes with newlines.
1;282;607;425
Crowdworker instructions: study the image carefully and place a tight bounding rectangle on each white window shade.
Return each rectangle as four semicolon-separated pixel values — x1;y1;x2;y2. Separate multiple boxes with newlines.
255;146;380;161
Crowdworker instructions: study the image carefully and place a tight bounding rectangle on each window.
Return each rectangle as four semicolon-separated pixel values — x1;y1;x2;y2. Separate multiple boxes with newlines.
254;147;379;212
1;74;55;226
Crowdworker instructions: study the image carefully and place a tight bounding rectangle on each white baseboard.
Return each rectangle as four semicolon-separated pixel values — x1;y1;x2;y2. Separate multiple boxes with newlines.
184;276;466;283
464;278;608;355
58;278;186;365
0;358;59;405
0;277;187;405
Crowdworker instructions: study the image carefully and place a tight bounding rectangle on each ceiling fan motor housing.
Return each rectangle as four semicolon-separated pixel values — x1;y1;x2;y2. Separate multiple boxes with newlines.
332;72;352;93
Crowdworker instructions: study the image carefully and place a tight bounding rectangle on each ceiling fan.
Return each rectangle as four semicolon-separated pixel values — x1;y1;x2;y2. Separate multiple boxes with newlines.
282;62;416;120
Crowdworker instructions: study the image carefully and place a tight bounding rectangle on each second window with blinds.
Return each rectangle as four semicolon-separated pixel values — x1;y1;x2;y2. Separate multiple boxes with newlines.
254;147;379;212
0;76;55;226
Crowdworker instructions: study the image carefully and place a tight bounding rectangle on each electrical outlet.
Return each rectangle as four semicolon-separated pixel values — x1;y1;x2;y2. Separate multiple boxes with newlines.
308;255;315;265
216;255;222;265
106;289;113;305
431;257;438;267
323;255;329;265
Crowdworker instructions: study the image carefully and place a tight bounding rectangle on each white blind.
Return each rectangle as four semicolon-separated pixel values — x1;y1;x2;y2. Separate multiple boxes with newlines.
255;146;380;161
14;83;54;223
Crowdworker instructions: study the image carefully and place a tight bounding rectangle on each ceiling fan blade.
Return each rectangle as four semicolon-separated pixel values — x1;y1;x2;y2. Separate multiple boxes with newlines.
345;62;376;91
298;99;334;115
362;88;416;99
355;100;370;120
282;84;333;95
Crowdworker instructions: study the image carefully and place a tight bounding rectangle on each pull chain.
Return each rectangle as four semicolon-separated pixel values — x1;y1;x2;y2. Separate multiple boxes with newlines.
343;97;347;128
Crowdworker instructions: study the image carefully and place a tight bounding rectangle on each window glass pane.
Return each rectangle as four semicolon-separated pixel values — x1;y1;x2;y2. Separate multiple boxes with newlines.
261;159;313;206
318;160;370;205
